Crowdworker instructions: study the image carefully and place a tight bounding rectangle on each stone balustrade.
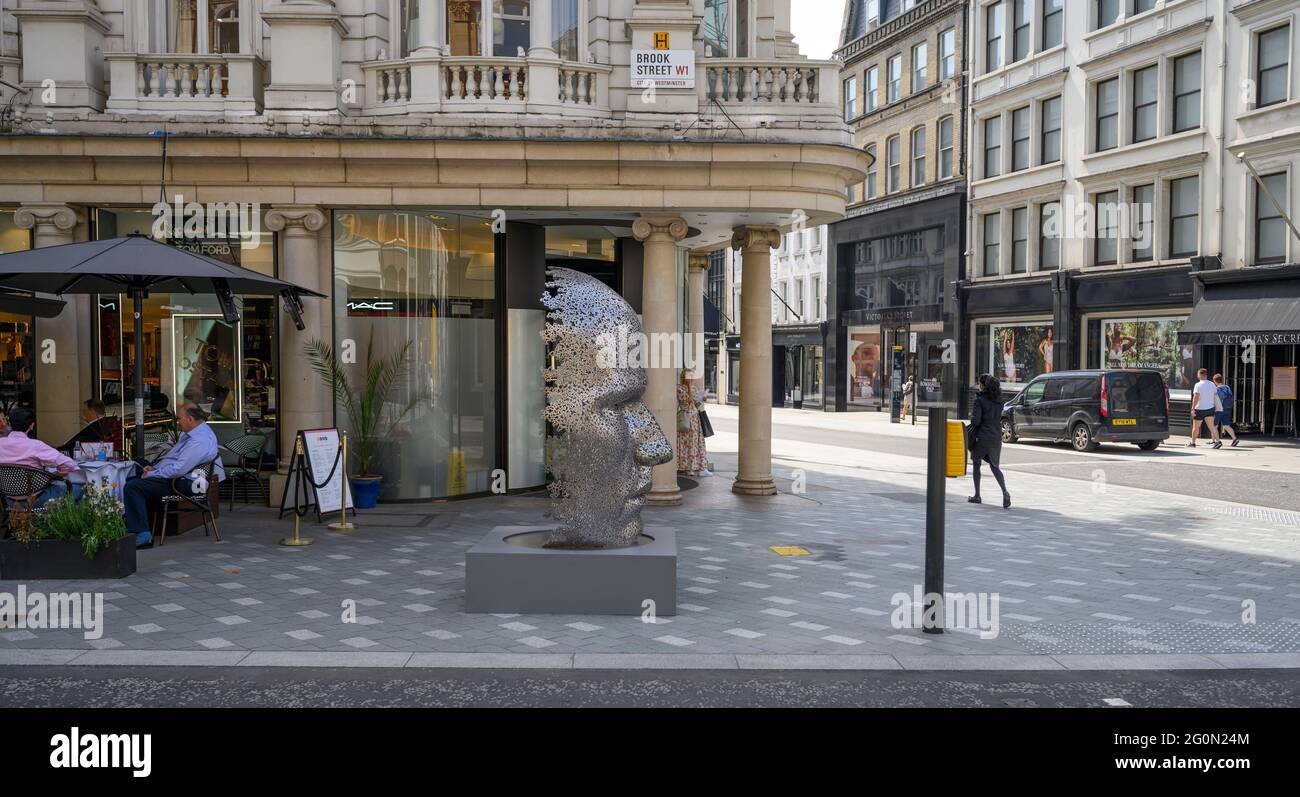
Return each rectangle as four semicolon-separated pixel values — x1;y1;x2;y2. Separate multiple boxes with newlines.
106;53;264;114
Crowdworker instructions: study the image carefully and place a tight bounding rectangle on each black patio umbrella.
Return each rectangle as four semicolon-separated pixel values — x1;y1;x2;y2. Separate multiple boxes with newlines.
0;234;324;454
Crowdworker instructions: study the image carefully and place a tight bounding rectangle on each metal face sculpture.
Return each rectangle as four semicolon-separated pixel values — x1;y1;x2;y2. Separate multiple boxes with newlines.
541;267;673;549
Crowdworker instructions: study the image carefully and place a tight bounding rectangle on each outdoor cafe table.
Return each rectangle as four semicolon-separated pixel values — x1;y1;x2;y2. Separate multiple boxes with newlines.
66;460;137;504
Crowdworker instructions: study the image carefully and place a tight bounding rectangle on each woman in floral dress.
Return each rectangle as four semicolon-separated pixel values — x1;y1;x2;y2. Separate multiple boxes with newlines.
676;370;708;476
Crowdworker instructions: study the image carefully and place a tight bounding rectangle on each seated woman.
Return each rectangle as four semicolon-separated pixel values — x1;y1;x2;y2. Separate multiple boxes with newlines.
59;399;113;455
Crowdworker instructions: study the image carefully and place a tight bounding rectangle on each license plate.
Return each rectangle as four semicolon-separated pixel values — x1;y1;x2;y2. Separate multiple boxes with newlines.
1111;418;1137;426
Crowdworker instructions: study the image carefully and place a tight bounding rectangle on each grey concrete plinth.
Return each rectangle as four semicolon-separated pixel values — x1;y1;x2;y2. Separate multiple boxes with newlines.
465;525;677;615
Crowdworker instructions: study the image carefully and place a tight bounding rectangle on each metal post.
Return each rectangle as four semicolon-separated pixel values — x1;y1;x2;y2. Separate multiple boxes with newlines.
329;431;356;531
132;289;146;458
280;436;314;547
923;405;946;633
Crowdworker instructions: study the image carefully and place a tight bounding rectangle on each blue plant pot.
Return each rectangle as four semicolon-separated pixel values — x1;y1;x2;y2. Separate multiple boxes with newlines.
351;477;382;509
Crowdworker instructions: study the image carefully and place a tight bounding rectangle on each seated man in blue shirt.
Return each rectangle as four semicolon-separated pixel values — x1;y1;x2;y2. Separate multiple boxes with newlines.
124;404;223;548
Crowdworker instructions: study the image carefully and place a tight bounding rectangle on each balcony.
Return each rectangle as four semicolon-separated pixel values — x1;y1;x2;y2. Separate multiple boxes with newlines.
701;59;838;108
106;53;265;115
361;55;612;116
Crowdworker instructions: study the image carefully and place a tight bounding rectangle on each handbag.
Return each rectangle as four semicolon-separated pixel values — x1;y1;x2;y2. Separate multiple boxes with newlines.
677;409;690;432
698;409;715;438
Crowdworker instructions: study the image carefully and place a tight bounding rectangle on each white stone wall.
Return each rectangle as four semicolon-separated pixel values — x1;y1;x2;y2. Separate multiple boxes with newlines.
967;0;1226;278
770;224;826;326
1221;0;1300;269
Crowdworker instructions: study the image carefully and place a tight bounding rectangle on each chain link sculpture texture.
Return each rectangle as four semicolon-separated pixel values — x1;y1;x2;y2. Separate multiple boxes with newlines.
541;267;672;548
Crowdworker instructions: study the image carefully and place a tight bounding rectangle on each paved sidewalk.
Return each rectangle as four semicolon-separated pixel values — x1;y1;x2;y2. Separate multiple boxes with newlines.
712;402;1300;474
3;436;1299;669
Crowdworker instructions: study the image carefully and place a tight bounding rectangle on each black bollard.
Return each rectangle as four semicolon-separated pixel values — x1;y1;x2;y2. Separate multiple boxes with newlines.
923;406;946;633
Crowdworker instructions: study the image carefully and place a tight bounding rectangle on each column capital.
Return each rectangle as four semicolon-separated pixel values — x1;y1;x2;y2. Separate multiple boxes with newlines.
14;203;78;233
732;225;781;253
687;251;711;274
265;206;328;235
632;214;689;243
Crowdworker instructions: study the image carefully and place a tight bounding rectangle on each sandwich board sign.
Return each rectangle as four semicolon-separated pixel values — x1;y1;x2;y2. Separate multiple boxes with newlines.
279;428;355;522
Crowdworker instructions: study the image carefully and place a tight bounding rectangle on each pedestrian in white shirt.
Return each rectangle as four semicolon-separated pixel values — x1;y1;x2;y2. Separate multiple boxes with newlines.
1189;367;1222;449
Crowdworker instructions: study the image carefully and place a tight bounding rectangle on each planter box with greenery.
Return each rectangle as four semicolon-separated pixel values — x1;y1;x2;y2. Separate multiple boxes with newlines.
306;332;418;508
0;483;137;579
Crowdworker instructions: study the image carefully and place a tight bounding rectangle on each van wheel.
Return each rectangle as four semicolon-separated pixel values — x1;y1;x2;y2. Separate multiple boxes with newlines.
1137;440;1160;451
1001;419;1017;443
1071;422;1098;452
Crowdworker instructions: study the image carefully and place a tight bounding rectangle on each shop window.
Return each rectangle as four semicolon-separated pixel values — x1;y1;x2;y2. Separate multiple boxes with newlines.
333;210;496;499
0;209;33;415
93;207;278;452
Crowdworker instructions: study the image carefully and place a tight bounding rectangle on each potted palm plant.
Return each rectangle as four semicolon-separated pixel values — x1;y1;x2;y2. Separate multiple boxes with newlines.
305;331;419;508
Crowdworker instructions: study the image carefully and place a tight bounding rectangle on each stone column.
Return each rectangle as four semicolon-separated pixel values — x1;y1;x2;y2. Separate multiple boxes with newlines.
633;214;688;506
15;204;87;446
265;207;328;486
732;225;781;496
529;0;555;57
416;0;439;53
687;250;709;377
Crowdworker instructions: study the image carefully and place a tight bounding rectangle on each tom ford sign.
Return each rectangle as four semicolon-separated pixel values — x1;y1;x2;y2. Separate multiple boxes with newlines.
631;49;695;88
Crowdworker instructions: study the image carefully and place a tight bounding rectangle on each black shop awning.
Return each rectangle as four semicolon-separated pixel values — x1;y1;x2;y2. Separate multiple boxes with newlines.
1178;295;1300;346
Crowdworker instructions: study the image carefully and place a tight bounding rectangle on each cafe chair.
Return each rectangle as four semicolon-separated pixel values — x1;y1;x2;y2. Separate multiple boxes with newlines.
0;464;56;536
154;459;221;546
219;433;268;511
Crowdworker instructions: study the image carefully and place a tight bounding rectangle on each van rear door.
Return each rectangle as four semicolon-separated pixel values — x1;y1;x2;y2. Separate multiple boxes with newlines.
1106;371;1168;434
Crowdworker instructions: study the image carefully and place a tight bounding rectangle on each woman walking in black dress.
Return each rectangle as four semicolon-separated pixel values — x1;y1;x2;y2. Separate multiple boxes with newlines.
968;373;1011;508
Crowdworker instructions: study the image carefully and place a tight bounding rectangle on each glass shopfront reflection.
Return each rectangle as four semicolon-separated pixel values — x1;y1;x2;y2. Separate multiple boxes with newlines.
0;209;35;416
92;208;279;457
333;211;496;501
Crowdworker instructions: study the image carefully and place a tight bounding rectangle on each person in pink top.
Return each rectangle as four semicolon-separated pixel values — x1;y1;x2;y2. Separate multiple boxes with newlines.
0;408;80;508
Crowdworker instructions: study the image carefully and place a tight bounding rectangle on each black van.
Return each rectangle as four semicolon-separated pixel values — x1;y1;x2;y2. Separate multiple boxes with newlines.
999;369;1170;452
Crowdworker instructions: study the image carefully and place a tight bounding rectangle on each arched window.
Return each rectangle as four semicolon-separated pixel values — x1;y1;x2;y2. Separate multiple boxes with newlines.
910;126;926;187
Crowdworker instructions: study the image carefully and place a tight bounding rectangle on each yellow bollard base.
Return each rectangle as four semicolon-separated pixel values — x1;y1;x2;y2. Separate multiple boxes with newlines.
279;537;314;546
328;522;357;531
